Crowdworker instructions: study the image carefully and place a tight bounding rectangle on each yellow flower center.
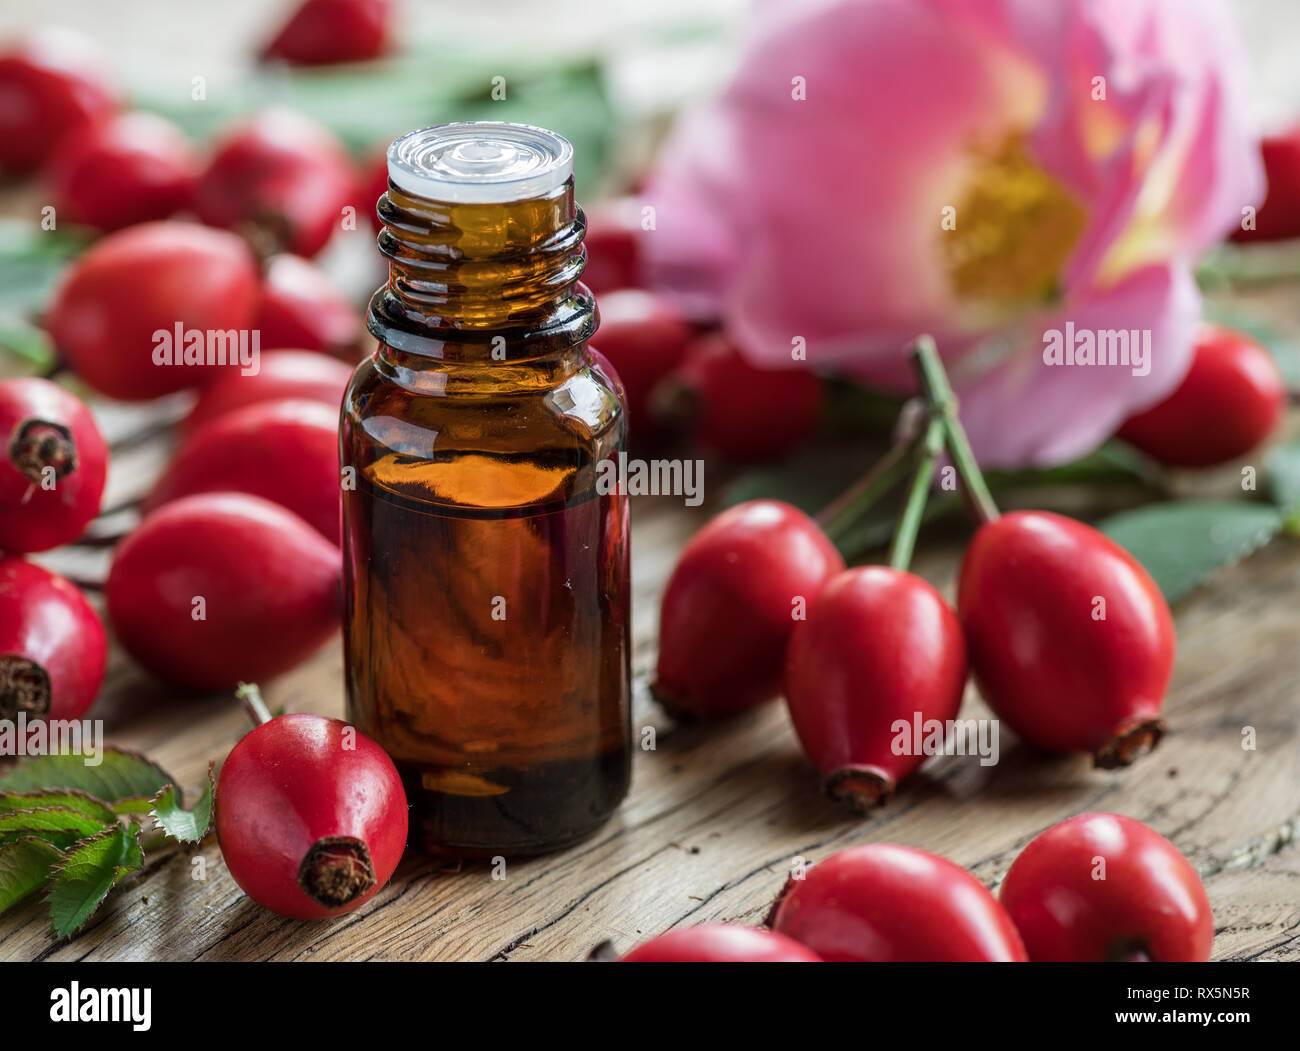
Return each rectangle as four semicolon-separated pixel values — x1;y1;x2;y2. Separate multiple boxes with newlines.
941;134;1087;310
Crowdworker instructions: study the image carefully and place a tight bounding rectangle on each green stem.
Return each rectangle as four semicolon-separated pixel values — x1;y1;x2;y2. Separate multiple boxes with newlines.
888;415;945;571
911;335;999;524
234;682;273;727
816;403;925;540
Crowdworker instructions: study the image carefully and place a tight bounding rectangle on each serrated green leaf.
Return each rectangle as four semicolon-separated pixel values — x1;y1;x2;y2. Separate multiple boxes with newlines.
150;763;214;844
0;748;176;807
0;807;114;838
46;824;144;940
0;790;118;825
0;829;86;851
0;836;64;912
1099;500;1284;601
1264;436;1300;530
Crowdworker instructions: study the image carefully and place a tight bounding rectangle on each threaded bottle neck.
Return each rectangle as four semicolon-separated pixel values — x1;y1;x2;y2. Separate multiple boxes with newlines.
370;178;595;362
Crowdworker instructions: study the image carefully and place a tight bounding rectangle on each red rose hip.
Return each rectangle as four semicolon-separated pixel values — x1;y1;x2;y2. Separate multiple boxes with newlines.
784;566;967;809
1000;812;1213;961
254;254;361;355
261;0;393;67
0;378;108;554
1118;324;1286;468
653;499;844;719
588;290;693;438
46;221;260;400
182;349;353;438
0;28;118;173
45;111;199;231
217;701;407;920
620;924;820;962
768;843;1026;962
106;492;340;690
958;510;1174;766
0;558;106;722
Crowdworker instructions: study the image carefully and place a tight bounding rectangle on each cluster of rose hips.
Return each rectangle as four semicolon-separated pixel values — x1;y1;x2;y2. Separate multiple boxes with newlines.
618;812;1214;962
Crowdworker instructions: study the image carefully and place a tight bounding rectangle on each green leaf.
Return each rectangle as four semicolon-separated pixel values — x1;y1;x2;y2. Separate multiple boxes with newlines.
150;764;215;844
0;806;114;839
1099;500;1284;601
0;748;176;809
0;790;119;825
0;836;64;912
46;824;144;940
1264;436;1300;530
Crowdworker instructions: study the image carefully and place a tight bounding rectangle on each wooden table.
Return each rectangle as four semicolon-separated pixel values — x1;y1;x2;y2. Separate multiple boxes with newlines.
1;353;1298;961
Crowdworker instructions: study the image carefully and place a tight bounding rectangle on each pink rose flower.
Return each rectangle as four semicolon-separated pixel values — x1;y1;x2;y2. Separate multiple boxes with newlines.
644;0;1263;466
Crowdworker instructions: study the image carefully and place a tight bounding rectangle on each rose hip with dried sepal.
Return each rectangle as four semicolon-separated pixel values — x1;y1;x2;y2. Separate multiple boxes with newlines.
653;499;844;719
958;510;1174;766
216;684;407;920
768;843;1027;962
106;492;340;690
0;558;106;722
46;221;260;400
619;924;820;962
0;377;107;554
999;812;1213;961
144;398;342;543
784;566;967;809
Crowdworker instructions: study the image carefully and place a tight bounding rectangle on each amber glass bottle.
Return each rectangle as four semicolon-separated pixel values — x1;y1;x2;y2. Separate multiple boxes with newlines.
341;123;631;858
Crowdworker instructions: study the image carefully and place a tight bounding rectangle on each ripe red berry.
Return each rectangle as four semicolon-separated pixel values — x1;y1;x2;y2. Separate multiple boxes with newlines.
216;709;407;919
145;398;341;543
192;108;359;259
261;0;393;67
784;567;967;809
620;924;820;962
768;843;1027;962
653;499;844;719
0;378;107;554
589;290;693;439
1117;324;1286;468
106;492;340;690
44;111;198;231
0;558;106;722
182;349;352;438
582;197;644;294
958;510;1175;766
46;221;260;401
254;253;361;355
0;28;118;173
1000;812;1213;961
1231;125;1300;242
658;333;824;462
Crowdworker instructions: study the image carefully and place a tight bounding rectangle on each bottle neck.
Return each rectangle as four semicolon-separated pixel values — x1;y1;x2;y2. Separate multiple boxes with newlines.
370;178;595;366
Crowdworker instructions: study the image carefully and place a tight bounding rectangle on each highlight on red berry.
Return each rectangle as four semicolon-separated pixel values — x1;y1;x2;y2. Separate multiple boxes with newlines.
999;812;1214;962
1118;324;1287;468
0;557;106;722
261;0;393;67
0;377;107;554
